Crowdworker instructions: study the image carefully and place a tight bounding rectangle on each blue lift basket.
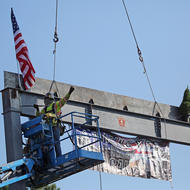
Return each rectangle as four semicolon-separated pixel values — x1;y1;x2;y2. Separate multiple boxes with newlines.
0;112;104;188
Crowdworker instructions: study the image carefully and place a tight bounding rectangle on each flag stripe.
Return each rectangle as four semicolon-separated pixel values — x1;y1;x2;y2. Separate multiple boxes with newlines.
15;39;25;50
15;43;27;55
23;52;35;72
14;33;22;44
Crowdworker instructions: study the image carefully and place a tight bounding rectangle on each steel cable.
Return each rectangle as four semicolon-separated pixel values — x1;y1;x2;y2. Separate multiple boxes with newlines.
121;0;168;138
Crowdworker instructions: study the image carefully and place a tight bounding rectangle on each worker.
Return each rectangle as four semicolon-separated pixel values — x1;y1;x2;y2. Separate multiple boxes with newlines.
34;86;75;157
179;86;190;122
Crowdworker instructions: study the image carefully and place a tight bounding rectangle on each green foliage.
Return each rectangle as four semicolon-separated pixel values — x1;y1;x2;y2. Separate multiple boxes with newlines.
0;186;9;190
0;183;60;190
31;184;60;190
182;87;190;102
179;87;190;121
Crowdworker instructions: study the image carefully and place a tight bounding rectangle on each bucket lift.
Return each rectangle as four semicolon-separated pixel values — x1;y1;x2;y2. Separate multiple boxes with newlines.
0;112;104;188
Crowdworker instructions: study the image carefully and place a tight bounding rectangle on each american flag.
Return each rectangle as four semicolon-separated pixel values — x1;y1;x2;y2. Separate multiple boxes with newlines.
11;8;35;90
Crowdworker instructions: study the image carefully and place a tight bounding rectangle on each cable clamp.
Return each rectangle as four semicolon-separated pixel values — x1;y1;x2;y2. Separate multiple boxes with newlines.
139;56;144;63
137;46;144;63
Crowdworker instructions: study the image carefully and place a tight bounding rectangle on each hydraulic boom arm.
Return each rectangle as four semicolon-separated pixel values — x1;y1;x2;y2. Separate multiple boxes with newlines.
0;158;34;188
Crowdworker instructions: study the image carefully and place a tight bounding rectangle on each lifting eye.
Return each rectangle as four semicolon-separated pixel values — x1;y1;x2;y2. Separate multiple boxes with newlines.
123;106;128;111
89;99;94;105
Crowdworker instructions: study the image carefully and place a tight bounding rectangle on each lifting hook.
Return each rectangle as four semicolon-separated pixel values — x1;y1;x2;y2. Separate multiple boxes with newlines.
53;32;59;43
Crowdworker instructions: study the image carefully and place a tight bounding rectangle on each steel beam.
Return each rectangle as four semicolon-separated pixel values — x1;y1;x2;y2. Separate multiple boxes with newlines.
2;71;190;148
15;89;190;145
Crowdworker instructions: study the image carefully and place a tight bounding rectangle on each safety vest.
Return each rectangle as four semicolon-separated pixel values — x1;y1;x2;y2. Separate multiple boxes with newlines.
37;92;71;125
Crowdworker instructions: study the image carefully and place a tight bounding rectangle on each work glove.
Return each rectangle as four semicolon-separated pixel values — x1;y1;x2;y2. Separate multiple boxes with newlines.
69;86;75;95
54;91;58;98
33;104;39;112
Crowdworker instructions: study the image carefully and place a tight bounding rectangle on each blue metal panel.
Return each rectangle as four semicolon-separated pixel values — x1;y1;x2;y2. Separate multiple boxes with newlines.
56;151;78;166
21;116;42;130
78;149;104;161
22;118;51;138
22;116;44;137
56;149;104;166
24;124;43;137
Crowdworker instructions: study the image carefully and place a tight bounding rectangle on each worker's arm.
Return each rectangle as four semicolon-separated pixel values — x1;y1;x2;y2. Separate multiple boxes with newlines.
56;86;75;109
35;104;53;116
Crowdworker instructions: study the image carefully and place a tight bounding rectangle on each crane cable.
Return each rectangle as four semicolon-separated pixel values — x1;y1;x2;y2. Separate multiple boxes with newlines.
121;0;167;136
49;0;60;97
121;0;156;102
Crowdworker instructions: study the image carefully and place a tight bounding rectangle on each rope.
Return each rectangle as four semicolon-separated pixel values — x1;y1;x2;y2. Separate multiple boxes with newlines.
86;103;103;190
99;171;103;190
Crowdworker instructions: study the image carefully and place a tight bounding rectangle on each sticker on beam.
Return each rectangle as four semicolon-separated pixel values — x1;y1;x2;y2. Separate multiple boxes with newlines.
118;117;126;127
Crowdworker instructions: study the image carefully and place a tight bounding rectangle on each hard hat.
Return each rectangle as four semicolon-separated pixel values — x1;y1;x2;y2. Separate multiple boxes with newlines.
44;92;54;106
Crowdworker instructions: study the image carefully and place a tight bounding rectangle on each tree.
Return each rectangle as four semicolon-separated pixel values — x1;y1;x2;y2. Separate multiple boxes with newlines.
0;186;9;190
0;182;60;190
31;184;60;190
179;86;190;121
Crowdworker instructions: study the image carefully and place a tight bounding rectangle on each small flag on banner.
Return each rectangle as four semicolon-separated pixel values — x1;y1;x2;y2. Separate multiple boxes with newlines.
11;8;35;90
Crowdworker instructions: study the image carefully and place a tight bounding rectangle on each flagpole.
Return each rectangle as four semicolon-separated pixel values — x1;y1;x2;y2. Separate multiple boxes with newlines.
16;60;22;90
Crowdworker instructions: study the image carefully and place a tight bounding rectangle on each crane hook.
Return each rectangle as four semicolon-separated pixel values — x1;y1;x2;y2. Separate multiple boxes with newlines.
53;31;59;43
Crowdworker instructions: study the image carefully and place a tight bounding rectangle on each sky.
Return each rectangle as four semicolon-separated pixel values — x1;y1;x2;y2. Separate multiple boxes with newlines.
0;0;190;189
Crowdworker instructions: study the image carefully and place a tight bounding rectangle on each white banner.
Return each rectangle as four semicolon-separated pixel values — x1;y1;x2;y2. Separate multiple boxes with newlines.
76;128;172;181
